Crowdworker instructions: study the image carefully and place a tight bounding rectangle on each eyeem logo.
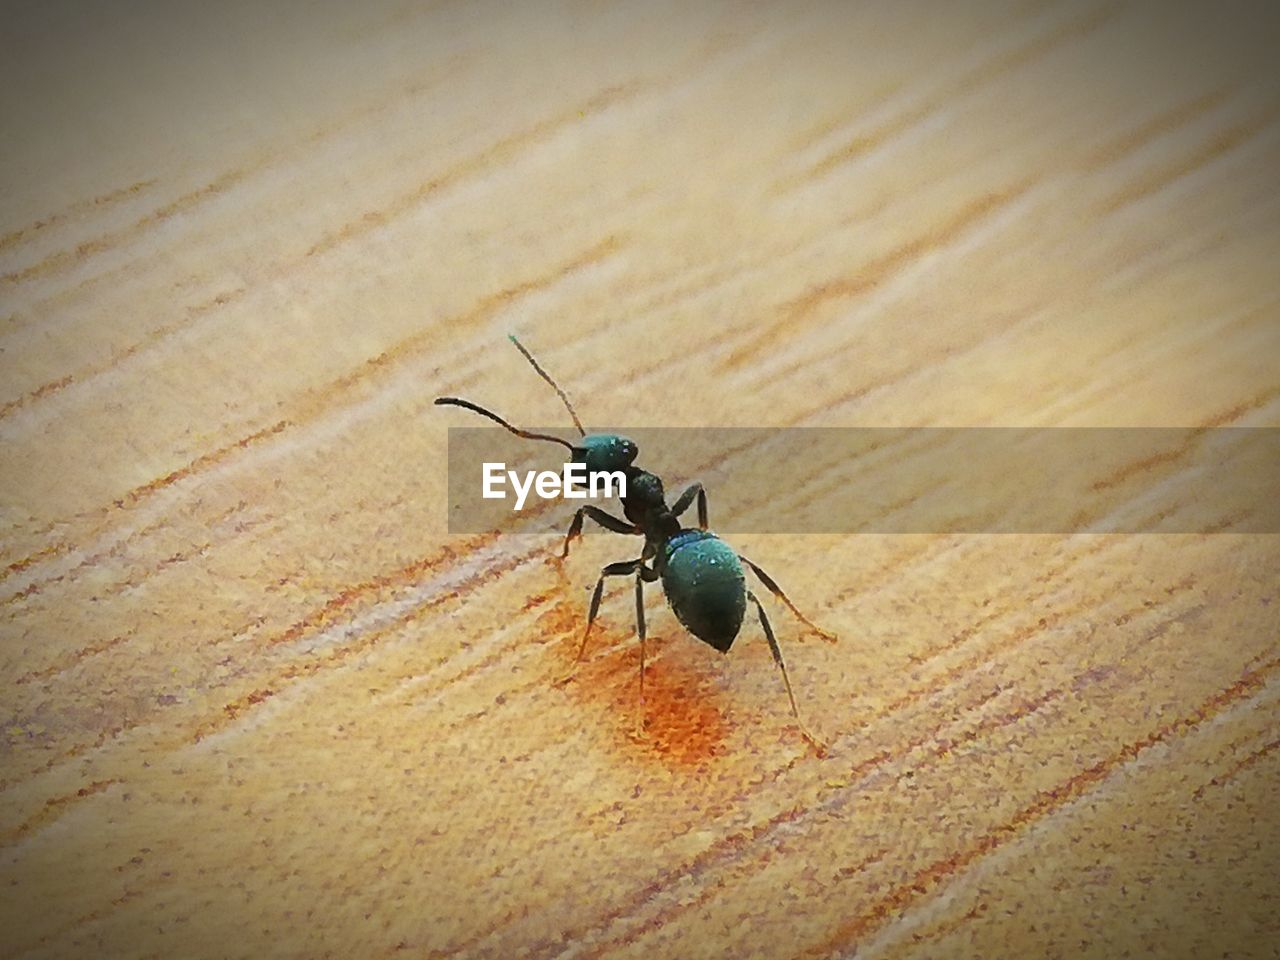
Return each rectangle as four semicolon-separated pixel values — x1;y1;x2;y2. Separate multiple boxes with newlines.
482;462;627;511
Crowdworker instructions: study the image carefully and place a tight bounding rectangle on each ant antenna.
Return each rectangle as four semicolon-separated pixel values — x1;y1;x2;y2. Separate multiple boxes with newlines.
508;335;586;437
433;397;576;453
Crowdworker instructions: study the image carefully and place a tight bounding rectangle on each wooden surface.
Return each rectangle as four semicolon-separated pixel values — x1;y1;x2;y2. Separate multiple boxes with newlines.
2;2;1278;957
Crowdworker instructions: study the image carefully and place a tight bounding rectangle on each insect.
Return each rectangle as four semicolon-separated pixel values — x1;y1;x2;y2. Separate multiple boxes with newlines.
436;336;837;752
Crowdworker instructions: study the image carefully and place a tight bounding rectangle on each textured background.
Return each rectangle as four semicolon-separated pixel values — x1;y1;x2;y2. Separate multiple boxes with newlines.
2;1;1278;957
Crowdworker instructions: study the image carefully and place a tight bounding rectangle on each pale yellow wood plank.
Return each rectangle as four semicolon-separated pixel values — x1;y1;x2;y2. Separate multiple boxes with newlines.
2;2;1277;958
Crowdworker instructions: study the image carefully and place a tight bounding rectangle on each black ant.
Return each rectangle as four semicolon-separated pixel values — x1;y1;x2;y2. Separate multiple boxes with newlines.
436;336;836;752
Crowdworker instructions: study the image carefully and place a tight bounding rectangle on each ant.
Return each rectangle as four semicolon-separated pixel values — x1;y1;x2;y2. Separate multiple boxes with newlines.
435;336;837;753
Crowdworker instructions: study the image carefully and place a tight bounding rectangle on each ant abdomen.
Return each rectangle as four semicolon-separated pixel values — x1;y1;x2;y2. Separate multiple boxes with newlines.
661;530;746;653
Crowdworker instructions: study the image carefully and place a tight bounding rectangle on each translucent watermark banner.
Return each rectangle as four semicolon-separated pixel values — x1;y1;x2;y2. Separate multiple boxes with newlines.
444;427;1280;534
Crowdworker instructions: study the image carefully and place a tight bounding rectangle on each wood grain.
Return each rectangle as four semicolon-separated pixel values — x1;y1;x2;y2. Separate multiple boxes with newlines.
2;1;1277;957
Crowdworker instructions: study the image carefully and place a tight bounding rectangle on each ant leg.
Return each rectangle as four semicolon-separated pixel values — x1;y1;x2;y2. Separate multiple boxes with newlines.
633;564;660;736
739;554;838;642
671;482;708;530
561;505;639;559
635;571;647;727
749;590;827;755
557;558;643;685
633;563;660;701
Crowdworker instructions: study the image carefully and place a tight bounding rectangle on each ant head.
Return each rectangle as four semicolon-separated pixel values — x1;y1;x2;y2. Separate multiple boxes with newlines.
573;434;639;474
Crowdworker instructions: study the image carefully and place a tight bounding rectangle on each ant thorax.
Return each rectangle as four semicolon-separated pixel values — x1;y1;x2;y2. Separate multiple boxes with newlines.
626;469;665;508
623;469;678;541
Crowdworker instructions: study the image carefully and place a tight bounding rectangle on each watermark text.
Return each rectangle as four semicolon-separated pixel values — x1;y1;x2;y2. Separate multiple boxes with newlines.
482;462;627;510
